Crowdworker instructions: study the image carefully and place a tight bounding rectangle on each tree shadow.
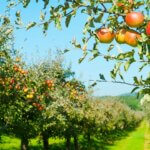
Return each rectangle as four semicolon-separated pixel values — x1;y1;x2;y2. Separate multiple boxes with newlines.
0;125;140;150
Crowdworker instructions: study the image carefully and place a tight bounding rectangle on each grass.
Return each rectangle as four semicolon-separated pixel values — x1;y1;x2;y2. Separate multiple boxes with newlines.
0;136;65;150
107;121;150;150
0;121;150;150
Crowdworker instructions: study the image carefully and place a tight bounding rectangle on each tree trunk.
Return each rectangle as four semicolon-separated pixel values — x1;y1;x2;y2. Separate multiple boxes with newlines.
21;137;29;150
74;135;79;150
42;135;49;150
66;136;71;150
87;133;91;144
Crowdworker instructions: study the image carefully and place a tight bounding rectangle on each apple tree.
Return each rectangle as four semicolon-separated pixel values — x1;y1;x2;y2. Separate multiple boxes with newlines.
5;0;149;96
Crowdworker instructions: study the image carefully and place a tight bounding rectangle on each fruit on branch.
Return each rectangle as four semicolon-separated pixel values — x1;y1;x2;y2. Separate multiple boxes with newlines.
10;78;15;84
146;22;150;36
96;28;115;43
117;0;133;13
45;79;54;88
38;106;44;111
26;93;34;99
115;29;126;44
23;87;28;93
32;102;44;111
125;30;141;47
13;65;20;72
125;12;144;28
15;84;20;90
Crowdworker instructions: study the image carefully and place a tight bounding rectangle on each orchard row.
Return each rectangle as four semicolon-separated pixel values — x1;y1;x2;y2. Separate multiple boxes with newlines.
0;50;143;150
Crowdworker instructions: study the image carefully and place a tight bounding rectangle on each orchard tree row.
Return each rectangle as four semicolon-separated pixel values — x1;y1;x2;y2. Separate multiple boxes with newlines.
0;28;143;150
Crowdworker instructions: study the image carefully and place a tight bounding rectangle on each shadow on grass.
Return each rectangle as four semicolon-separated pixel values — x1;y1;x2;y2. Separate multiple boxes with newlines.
79;127;138;150
0;126;140;150
29;129;134;150
29;142;72;150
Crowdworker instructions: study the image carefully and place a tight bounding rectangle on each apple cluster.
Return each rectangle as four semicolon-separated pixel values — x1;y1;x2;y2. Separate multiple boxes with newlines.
96;11;150;47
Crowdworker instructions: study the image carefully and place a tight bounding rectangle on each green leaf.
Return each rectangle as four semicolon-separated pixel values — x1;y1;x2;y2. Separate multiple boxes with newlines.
63;49;70;53
43;0;49;9
65;15;72;28
124;61;132;71
110;70;116;79
107;44;114;52
22;0;30;8
90;82;97;87
15;11;20;17
78;52;87;63
99;74;105;80
131;87;139;93
26;22;36;30
89;49;99;61
119;72;124;81
40;11;45;21
94;13;103;23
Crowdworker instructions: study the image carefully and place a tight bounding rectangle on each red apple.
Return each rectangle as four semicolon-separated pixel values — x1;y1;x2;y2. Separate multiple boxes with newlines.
146;22;150;36
96;28;115;43
125;12;144;28
125;30;141;47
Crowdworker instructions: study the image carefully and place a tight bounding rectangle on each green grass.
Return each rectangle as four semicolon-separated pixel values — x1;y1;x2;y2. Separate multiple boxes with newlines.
107;121;150;150
0;121;150;150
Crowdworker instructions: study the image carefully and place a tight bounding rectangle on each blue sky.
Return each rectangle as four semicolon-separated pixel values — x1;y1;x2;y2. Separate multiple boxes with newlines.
1;1;148;96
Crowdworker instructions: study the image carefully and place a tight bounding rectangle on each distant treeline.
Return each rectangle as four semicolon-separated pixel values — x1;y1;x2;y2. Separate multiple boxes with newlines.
96;94;142;111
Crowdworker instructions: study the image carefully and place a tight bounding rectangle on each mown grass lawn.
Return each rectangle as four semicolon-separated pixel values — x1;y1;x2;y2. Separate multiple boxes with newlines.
107;121;150;150
0;121;150;150
0;136;65;150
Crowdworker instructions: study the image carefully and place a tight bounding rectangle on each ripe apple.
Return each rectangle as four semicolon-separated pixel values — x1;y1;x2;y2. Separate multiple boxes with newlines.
10;78;15;84
146;22;150;36
15;84;20;90
115;29;126;44
26;94;34;99
38;106;44;111
125;12;144;28
23;87;28;93
125;30;141;47
45;79;54;87
13;65;19;72
96;28;115;43
20;70;28;75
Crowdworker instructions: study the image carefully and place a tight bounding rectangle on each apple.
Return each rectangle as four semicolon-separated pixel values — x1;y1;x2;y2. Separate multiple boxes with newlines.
13;65;19;72
23;87;28;93
10;78;15;84
38;106;44;111
115;29;126;44
125;30;141;47
125;12;144;28
15;84;20;90
96;28;115;43
20;70;28;75
45;79;54;87
146;22;150;36
26;94;34;99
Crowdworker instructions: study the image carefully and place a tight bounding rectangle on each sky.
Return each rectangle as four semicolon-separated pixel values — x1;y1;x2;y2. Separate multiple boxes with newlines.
1;1;149;96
